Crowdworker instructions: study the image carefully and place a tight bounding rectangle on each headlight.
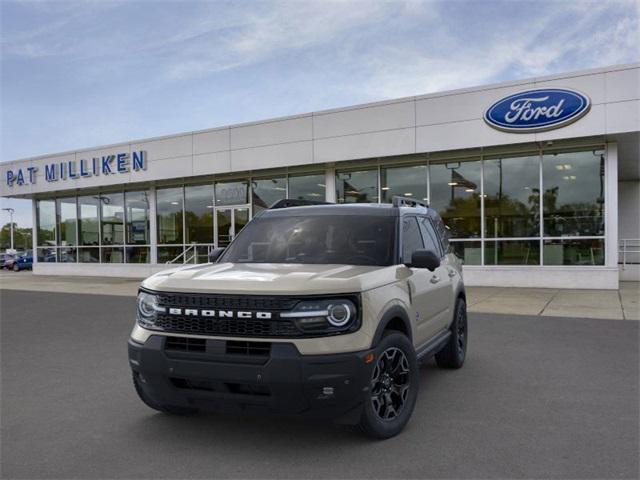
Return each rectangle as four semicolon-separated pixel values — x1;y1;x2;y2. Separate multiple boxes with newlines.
281;298;358;334
136;291;165;330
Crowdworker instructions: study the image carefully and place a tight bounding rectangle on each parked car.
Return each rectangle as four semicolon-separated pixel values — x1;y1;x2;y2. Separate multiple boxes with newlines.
2;254;17;270
12;252;33;271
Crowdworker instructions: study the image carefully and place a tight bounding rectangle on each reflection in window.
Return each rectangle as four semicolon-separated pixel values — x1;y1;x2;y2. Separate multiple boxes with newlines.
157;187;183;244
125;191;150;245
37;246;57;262
543;238;604;265
56;198;77;246
100;193;124;245
37;200;56;246
288;173;325;201
126;246;150;264
78;196;100;246
78;247;100;263
484;155;540;238
215;181;248;206
402;217;424;263
449;241;482;265
58;246;76;263
252;177;286;212
185;184;214;244
430;160;481;238
101;246;124;263
336;170;378;203
543;150;605;237
484;240;540;265
381;165;428;203
158;246;183;264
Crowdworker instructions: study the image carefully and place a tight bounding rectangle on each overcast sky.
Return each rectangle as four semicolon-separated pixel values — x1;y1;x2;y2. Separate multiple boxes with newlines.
1;0;639;228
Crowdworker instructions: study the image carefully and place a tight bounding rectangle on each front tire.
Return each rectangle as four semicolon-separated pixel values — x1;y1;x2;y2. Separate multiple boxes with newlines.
435;298;467;369
132;373;198;415
12;263;19;272
357;331;418;439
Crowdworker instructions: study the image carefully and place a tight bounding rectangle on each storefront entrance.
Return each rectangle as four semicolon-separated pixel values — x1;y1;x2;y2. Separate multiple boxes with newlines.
215;206;250;247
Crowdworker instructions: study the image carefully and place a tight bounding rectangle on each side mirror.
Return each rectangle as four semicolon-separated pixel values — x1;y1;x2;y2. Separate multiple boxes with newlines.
407;249;440;271
208;247;225;263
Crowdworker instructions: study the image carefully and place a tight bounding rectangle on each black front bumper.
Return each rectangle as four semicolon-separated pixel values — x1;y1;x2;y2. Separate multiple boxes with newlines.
128;335;374;422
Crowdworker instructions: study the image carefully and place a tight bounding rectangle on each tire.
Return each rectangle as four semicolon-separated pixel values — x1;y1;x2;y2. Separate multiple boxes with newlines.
357;331;419;439
132;373;198;415
13;264;19;272
435;298;467;369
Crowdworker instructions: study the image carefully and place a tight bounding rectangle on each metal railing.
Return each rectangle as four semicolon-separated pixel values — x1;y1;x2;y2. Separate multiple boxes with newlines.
619;239;640;269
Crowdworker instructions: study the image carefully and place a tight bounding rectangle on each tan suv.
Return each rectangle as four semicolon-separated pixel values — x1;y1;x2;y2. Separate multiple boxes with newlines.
129;197;467;438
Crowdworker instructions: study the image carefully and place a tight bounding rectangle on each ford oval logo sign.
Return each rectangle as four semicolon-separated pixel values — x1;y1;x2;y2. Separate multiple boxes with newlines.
484;88;591;133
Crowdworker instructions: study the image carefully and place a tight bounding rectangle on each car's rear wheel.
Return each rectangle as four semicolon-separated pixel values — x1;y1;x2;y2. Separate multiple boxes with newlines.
357;331;418;439
12;263;19;272
132;373;198;415
435;298;467;369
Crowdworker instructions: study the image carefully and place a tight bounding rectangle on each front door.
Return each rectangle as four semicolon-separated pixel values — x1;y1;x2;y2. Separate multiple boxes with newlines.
215;207;250;247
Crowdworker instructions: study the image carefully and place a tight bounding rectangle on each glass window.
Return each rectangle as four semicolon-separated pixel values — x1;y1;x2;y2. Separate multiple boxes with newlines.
156;187;183;244
543;239;604;265
77;196;100;246
484;240;540;265
288;173;325;201
336;169;378;203
381;165;428;204
430;160;481;238
418;217;442;257
58;246;76;263
100;193;124;245
449;241;482;265
37;246;56;262
36;200;56;246
542;150;605;237
185;184;214;244
157;246;183;264
125;191;150;245
484;155;540;238
402;217;424;264
77;247;99;263
56;198;77;246
215;181;248;206
220;215;397;266
252;177;286;212
126;246;150;264
101;246;124;263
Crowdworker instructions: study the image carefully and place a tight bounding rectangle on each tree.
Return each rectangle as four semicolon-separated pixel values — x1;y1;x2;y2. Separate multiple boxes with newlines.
0;223;32;251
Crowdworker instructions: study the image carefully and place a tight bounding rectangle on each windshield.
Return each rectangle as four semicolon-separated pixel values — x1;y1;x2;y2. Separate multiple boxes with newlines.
220;215;397;266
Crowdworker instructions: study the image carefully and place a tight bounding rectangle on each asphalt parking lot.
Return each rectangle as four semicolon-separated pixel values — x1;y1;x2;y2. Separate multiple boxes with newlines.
1;290;638;479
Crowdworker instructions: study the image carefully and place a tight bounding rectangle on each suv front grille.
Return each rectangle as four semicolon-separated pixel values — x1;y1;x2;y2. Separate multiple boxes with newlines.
156;292;299;311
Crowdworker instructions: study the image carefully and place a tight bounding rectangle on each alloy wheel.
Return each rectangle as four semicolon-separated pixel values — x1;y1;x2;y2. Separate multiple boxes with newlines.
370;347;411;421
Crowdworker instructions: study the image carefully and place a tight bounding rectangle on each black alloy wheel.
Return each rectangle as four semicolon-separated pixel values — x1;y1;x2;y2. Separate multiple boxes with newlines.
370;347;411;421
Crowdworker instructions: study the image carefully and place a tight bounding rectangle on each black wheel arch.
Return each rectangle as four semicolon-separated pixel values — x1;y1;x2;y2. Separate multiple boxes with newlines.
371;305;413;346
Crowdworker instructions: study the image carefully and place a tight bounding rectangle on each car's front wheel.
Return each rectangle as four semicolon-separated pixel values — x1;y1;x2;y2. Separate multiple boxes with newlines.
357;331;418;439
12;263;19;272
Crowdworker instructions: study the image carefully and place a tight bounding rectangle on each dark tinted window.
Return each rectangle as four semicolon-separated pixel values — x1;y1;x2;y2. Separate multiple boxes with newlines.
402;217;424;263
221;215;397;266
419;217;442;257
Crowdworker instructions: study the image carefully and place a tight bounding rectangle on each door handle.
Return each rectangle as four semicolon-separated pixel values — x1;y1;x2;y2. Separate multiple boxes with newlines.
430;275;441;284
448;269;457;278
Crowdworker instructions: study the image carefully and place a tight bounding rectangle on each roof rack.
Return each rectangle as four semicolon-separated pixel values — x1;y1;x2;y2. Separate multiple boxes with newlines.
392;196;429;209
269;198;332;209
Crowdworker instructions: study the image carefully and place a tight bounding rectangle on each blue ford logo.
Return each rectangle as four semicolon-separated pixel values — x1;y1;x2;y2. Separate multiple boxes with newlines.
484;88;591;133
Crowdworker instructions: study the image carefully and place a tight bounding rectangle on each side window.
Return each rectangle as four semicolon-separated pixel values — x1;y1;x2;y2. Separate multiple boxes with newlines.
402;217;424;263
419;217;443;257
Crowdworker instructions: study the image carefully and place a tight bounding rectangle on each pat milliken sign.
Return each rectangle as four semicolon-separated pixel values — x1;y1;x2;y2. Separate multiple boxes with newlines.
484;88;591;133
5;151;147;187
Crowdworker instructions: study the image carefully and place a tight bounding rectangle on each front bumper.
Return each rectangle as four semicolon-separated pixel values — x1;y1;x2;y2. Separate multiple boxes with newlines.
128;335;375;422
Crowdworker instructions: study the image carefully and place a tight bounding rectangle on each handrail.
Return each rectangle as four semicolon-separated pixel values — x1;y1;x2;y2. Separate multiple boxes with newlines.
619;238;640;269
166;243;197;264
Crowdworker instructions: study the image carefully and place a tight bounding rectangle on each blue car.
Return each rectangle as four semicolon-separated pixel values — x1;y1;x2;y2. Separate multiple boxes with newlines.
13;252;33;271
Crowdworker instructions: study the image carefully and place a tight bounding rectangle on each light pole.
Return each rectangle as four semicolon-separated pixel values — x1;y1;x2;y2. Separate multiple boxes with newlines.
2;207;15;251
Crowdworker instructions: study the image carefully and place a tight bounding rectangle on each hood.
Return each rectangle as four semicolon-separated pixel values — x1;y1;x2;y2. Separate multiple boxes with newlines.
142;262;401;295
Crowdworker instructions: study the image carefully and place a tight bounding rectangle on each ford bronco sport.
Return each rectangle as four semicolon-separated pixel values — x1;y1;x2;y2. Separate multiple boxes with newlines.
129;197;467;439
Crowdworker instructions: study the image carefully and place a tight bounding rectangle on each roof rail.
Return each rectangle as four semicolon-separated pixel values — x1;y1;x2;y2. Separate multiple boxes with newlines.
392;196;429;209
269;198;332;209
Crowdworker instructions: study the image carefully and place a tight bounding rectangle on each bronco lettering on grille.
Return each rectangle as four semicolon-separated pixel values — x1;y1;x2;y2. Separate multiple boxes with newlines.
166;308;272;320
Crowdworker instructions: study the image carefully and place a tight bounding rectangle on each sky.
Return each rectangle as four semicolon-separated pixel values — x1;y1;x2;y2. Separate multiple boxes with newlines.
1;0;639;228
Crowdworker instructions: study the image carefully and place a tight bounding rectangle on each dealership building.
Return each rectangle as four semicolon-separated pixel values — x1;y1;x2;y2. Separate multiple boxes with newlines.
1;63;638;289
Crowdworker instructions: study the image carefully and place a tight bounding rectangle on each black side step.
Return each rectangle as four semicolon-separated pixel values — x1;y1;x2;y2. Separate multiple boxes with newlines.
415;330;451;361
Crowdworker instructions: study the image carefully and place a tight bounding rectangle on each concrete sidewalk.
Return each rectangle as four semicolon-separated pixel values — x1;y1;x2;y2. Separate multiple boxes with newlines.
1;270;638;320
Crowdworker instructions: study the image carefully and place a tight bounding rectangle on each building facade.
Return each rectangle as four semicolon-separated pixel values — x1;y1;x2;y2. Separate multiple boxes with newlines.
2;63;639;289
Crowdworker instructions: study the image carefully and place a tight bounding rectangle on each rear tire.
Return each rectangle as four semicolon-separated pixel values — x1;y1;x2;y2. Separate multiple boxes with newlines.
132;373;198;415
12;264;19;272
435;298;467;369
357;331;418;439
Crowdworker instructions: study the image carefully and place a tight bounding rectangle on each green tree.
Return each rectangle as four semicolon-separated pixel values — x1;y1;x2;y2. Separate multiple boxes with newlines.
0;223;32;251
